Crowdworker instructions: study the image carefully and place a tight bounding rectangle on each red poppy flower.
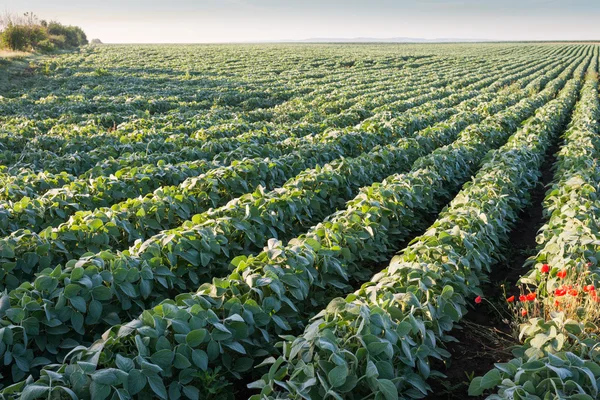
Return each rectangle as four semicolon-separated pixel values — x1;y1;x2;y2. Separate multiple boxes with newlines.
584;285;595;292
475;296;482;304
521;309;527;317
541;264;550;273
526;293;536;301
506;295;515;303
568;289;578;296
554;300;560;307
555;288;566;297
557;270;567;279
519;295;527;302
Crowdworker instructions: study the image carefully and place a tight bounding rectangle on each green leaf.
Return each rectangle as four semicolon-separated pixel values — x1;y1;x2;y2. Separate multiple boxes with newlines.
186;329;207;347
90;381;111;400
20;385;49;400
441;285;454;299
328;364;348;388
174;353;192;369
70;296;86;313
192;349;208;371
89;218;104;231
147;375;168;399
92;285;112;301
377;379;398;400
115;354;134;372
468;377;484;396
182;385;200;400
127;369;146;395
479;369;501;389
150;349;174;370
92;370;117;385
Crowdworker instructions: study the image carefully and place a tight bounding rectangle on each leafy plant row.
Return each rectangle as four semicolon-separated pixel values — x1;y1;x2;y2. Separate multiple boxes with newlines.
246;55;590;400
0;56;551;237
2;54;551;176
0;53;585;397
245;57;595;400
0;55;465;158
0;89;519;357
0;57;569;293
469;57;600;399
0;54;516;206
0;54;466;172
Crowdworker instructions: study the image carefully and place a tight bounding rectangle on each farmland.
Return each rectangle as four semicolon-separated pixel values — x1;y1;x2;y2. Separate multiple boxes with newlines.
0;43;599;399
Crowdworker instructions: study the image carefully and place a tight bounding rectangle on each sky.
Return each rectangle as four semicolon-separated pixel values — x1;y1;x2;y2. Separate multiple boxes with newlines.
2;0;600;43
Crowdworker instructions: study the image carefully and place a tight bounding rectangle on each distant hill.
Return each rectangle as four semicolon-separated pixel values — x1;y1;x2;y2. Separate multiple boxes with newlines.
289;37;493;43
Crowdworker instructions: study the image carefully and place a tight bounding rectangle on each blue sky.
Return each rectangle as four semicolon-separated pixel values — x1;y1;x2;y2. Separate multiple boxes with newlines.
2;0;599;42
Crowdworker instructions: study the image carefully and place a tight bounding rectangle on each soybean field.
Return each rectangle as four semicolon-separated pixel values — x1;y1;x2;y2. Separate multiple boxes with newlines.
0;43;599;399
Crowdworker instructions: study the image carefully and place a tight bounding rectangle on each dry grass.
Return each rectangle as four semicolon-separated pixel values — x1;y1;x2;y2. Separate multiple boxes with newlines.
0;49;30;60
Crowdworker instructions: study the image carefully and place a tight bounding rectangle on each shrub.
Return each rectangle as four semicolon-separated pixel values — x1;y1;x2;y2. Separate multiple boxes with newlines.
0;16;87;52
0;24;30;50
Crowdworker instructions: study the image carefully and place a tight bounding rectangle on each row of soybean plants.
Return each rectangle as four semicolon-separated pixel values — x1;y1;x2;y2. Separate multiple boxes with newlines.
0;54;588;397
14;52;460;145
469;57;600;399
0;53;491;204
0;54;540;238
0;56;454;201
247;54;593;400
0;53;496;198
0;53;568;237
0;51;452;170
0;50;543;177
0;55;424;157
0;54;573;295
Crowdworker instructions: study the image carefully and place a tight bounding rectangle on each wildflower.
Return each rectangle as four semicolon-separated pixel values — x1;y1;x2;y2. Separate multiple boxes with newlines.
541;264;550;273
557;270;567;279
568;289;578;296
521;309;527;317
526;293;536;301
506;295;515;303
555;288;566;297
554;300;560;307
584;285;595;292
519;295;527;302
475;296;482;304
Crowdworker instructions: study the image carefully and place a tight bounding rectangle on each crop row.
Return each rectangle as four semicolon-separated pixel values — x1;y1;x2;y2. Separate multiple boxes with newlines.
0;54;467;170
469;58;600;399
0;55;574;293
2;51;562;176
0;55;465;156
0;54;528;204
246;55;591;400
0;54;558;237
0;54;588;396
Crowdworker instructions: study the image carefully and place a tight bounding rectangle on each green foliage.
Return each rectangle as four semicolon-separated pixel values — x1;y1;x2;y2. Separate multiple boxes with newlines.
0;19;86;52
248;55;588;400
0;43;597;399
472;53;600;400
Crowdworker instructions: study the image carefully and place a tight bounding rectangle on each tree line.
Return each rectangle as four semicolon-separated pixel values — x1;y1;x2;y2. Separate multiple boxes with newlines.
0;12;88;52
